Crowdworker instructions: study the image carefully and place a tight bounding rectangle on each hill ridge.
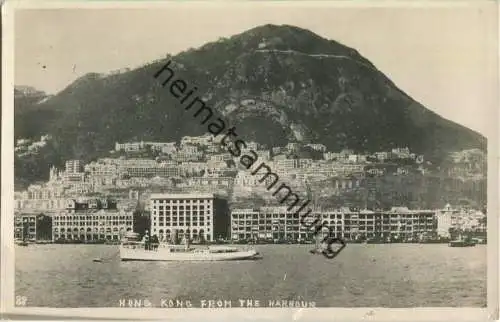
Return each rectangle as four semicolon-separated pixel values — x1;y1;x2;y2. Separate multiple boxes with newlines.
14;24;486;187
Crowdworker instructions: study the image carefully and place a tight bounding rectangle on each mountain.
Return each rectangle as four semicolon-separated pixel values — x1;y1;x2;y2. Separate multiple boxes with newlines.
14;24;486;186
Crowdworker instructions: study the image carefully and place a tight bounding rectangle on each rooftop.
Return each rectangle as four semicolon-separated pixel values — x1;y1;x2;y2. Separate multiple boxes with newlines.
150;193;215;199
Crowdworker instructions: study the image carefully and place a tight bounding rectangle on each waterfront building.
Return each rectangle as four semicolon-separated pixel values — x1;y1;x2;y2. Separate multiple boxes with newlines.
343;207;436;240
14;213;52;241
14;214;37;241
435;204;486;237
230;207;437;242
51;199;133;242
149;193;229;243
231;207;312;242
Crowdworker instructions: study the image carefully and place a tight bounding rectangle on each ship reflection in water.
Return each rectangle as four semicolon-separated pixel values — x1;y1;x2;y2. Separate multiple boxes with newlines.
15;243;486;307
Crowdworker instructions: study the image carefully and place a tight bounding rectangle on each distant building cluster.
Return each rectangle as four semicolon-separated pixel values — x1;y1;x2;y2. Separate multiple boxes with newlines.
13;135;486;243
14;193;485;244
14;134;52;157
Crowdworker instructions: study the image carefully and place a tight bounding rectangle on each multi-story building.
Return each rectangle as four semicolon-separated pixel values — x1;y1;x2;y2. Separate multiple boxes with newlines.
52;199;133;242
15;197;71;212
234;171;276;187
14;213;52;241
178;177;234;188
296;159;313;169
172;151;203;162
85;161;119;179
255;150;271;161
179;145;199;154
272;147;282;155
230;207;437;242
115;142;145;152
374;152;389;162
181;134;213;147
305;143;327;152
324;152;342;161
435;204;457;238
209;153;233;162
65;160;82;174
161;145;178;155
149;193;229;243
206;160;228;170
435;204;486;237
330;163;365;175
286;142;301;153
390;147;412;159
231;207;313;242
14;214;37;241
116;141;178;153
342;207;436;240
119;159;180;178
179;162;207;176
246;141;260;151
273;159;299;172
206;143;221;153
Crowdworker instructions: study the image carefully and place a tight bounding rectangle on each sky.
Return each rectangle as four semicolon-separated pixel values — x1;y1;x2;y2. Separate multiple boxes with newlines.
14;2;498;137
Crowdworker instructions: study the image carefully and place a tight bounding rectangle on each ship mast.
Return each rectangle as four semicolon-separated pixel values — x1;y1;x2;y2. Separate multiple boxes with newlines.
305;180;320;248
185;227;190;250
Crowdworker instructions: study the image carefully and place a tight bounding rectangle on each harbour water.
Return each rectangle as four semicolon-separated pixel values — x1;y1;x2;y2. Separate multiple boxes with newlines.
15;244;486;307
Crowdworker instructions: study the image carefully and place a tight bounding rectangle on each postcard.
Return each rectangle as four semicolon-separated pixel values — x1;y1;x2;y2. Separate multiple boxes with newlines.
1;1;498;321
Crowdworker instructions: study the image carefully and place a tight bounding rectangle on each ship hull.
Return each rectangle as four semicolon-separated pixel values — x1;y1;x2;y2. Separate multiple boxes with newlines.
119;246;259;261
448;241;476;247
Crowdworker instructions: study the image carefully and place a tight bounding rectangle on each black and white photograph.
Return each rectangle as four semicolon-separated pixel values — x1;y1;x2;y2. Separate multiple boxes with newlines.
2;1;498;320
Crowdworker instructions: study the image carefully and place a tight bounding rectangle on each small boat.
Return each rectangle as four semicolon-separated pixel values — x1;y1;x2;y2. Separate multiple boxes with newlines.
119;232;260;262
15;240;29;246
92;258;103;263
449;236;476;247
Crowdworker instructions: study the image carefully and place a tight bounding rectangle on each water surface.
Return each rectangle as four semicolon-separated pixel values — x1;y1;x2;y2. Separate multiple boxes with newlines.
15;244;486;307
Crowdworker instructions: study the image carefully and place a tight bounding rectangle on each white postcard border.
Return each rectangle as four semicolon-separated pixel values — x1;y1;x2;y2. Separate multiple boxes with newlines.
1;0;498;321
